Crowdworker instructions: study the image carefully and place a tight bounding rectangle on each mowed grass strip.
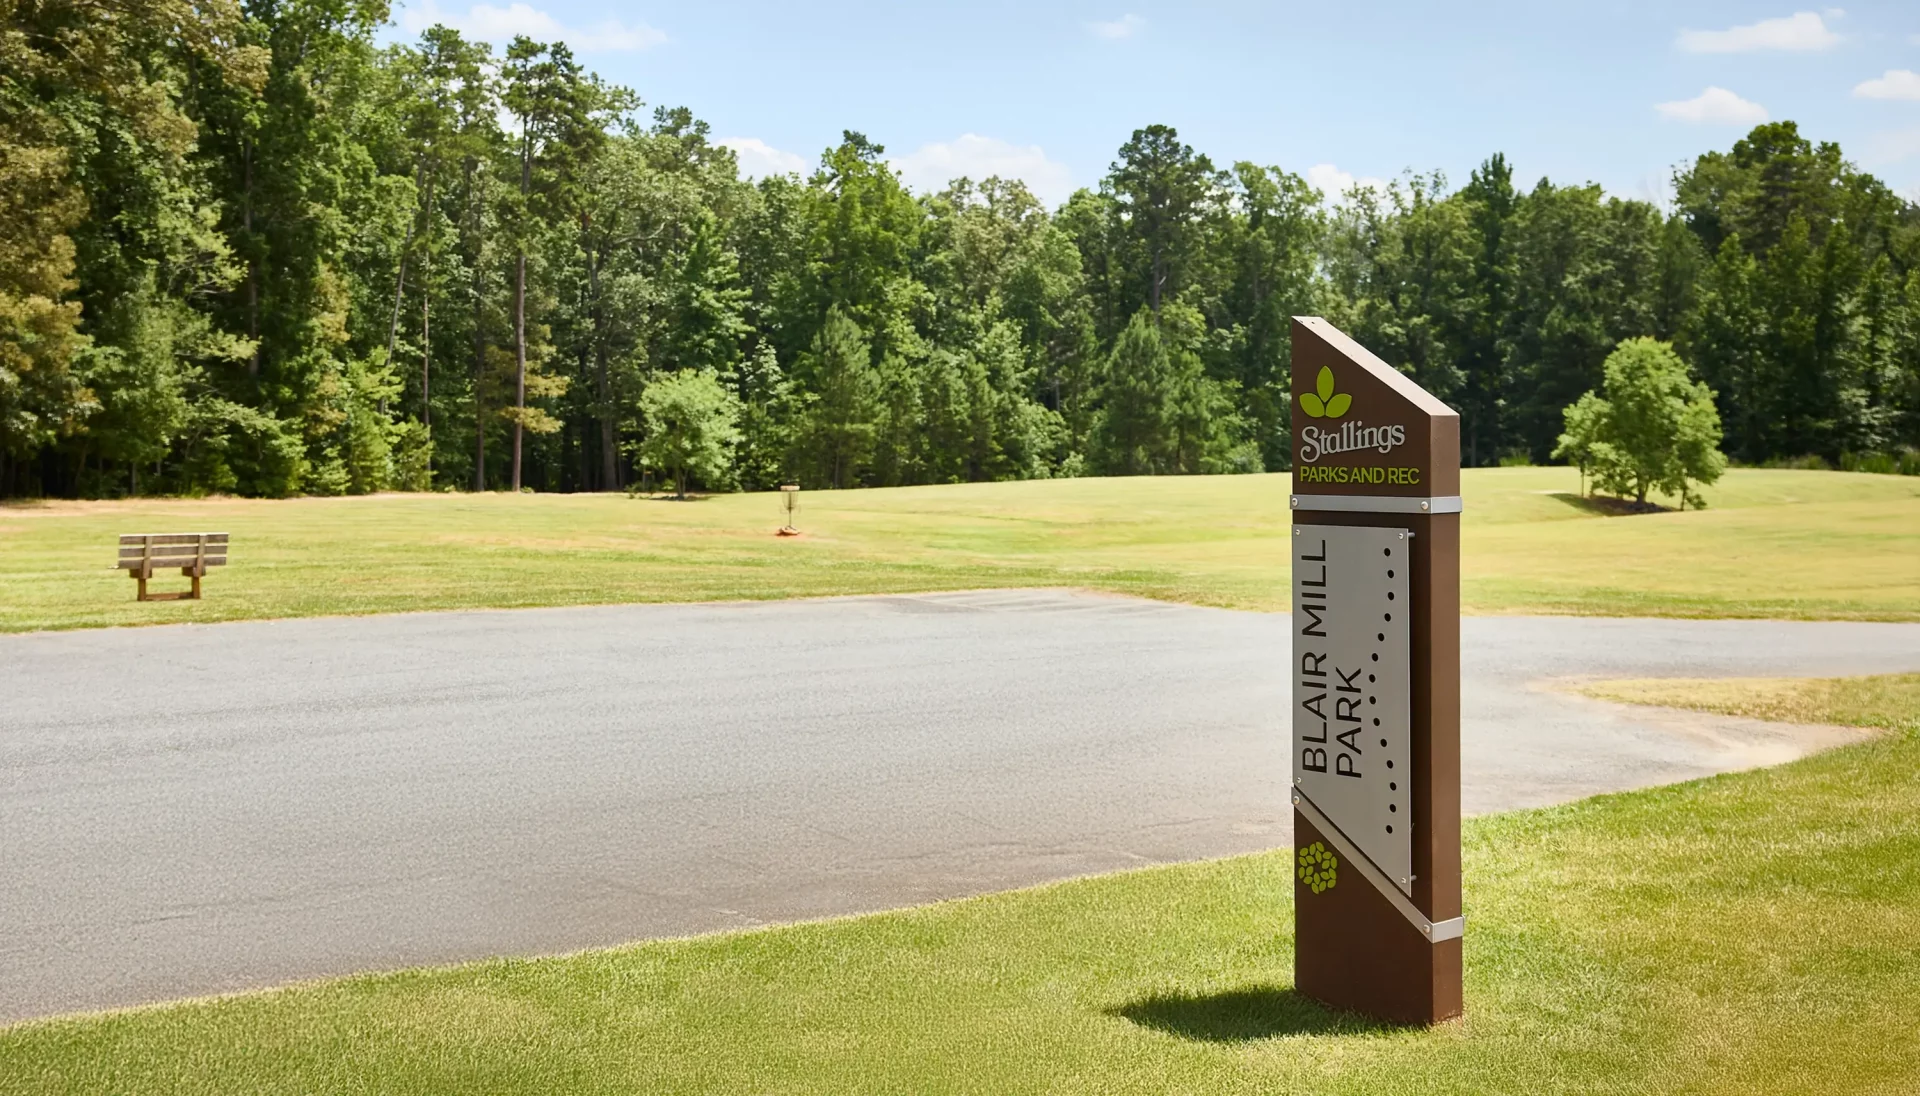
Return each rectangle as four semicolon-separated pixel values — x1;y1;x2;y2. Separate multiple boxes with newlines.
1;467;1916;632
1582;672;1920;736
3;702;1916;1094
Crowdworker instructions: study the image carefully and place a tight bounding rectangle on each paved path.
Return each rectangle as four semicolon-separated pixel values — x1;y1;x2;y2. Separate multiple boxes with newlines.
3;592;1916;1022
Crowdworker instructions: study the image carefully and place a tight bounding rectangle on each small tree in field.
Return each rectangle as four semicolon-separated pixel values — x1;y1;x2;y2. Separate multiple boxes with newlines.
1553;338;1727;509
1555;390;1607;498
637;370;741;498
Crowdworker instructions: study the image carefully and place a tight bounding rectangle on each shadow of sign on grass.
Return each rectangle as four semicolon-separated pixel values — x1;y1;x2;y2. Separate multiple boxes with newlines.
1110;986;1404;1042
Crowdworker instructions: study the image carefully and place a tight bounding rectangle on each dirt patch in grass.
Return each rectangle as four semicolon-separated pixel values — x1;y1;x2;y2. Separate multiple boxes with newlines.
1580;673;1920;737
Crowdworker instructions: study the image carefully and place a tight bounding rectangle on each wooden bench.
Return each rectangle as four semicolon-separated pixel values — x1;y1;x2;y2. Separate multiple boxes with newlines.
118;533;228;601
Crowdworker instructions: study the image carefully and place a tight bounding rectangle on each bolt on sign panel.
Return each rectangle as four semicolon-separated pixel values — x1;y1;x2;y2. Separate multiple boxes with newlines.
1292;523;1414;894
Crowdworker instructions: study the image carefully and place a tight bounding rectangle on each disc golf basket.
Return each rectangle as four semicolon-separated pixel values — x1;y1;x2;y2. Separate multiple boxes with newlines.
778;484;801;536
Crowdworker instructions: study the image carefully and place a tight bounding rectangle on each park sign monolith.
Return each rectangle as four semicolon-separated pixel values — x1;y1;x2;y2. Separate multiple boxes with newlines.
1289;316;1463;1025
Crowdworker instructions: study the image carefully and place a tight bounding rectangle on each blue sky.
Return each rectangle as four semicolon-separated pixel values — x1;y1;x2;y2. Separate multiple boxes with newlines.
388;2;1920;208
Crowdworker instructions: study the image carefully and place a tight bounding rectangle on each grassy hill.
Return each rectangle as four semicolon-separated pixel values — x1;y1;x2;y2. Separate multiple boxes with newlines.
2;467;1915;632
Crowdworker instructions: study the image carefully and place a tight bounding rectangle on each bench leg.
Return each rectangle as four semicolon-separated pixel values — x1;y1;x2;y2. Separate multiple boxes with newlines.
127;565;206;601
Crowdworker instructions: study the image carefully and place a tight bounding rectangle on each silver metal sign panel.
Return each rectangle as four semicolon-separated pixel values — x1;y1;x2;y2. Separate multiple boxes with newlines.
1292;523;1413;894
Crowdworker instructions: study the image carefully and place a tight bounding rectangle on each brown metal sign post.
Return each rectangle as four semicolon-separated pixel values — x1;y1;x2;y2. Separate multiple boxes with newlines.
1289;316;1463;1025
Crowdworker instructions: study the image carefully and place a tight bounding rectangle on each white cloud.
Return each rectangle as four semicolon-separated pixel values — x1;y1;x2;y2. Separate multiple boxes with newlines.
1655;87;1770;125
1305;163;1386;204
1854;69;1920;100
397;1;666;52
717;137;808;180
889;134;1076;208
1088;14;1145;40
1676;11;1840;53
588;21;667;51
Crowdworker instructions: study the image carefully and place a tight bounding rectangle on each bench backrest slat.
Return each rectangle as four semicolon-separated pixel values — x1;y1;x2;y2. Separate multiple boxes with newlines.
115;533;230;570
119;533;229;546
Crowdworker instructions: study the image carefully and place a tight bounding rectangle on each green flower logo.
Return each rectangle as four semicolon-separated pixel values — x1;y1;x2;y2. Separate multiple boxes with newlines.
1296;841;1338;894
1298;366;1352;419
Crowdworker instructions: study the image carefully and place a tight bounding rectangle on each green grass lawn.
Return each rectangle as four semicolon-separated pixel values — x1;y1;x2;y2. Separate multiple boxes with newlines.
3;685;1915;1094
3;467;1916;631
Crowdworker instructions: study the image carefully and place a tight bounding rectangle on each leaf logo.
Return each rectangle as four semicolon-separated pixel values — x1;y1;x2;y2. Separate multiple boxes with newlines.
1299;366;1352;419
1296;841;1338;894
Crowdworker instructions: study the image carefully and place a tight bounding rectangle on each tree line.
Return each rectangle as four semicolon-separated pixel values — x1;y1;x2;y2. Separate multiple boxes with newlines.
4;0;1919;498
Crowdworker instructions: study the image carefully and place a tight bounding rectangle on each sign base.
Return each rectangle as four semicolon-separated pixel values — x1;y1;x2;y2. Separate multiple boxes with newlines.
1294;808;1463;1025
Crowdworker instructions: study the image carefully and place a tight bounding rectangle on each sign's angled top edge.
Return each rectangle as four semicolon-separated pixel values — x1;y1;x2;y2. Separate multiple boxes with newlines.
1291;316;1460;420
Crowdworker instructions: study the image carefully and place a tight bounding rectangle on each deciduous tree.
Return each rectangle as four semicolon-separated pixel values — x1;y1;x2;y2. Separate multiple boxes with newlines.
636;369;739;497
1553;338;1726;508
